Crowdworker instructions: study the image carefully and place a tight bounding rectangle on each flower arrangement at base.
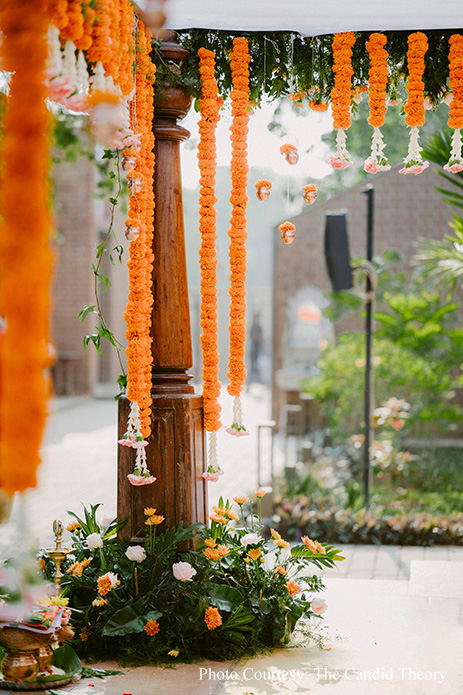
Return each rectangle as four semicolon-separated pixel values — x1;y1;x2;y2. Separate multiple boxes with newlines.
39;498;344;663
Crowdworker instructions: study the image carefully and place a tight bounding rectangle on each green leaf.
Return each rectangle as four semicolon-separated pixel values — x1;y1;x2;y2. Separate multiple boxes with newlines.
81;667;123;679
78;305;97;324
206;584;242;612
102;605;162;636
109;197;118;206
52;644;82;677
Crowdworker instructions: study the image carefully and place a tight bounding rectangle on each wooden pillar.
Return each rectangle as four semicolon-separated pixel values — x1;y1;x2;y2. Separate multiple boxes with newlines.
118;36;207;542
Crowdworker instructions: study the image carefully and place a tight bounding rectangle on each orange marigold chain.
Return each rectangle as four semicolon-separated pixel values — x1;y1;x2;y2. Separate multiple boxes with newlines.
48;0;69;32
364;33;391;174
329;32;356;169
74;1;95;52
0;0;53;493
227;37;250;437
120;24;157;486
445;34;463;174
197;47;223;481
86;0;112;68
59;0;84;43
400;32;429;174
119;0;135;96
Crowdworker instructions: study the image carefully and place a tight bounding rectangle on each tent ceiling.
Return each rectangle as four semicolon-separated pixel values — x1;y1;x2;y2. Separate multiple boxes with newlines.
155;0;463;36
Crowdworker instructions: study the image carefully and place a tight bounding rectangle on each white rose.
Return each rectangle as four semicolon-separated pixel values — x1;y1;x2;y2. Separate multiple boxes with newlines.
311;598;328;615
172;561;197;581
87;533;103;550
125;546;146;563
105;572;119;588
241;533;260;547
99;515;115;530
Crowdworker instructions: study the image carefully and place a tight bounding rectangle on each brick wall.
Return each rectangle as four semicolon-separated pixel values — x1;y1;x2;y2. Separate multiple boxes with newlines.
272;164;455;422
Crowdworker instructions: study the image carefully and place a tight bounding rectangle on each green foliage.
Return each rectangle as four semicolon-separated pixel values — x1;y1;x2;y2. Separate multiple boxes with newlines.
41;502;343;663
422;126;463;209
414;214;463;296
163;30;454;106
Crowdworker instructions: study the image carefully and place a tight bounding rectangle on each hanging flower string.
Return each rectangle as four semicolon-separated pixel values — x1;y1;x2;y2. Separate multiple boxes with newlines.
280;143;299;165
120;402;156;486
227;37;251;436
364;33;391;174
444;34;463;173
255;179;272;201
302;184;317;204
122;24;156;485
279;221;296;244
329;32;356;169
400;32;429;175
0;0;52;493
197;47;223;480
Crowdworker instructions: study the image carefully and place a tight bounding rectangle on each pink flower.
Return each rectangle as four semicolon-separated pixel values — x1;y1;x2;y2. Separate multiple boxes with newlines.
45;71;74;103
131;438;149;449
328;156;352;169
63;93;88;113
444;162;463;174
391;418;404;431
399;162;429;175
364;158;391;174
172;561;197;581
118;434;135;447
127;474;156;486
387;98;401;106
311;598;328;615
225;426;250;437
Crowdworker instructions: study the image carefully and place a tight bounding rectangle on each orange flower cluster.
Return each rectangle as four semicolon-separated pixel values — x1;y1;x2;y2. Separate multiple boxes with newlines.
255;179;272;189
205;606;222;630
286;579;301;596
366;33;389;127
227;37;250;398
448;34;463;130
278;221;296;233
124;25;156;437
197;47;222;433
48;0;69;32
308;100;329;112
144;619;160;636
279;143;297;154
0;0;53;493
74;1;96;52
404;32;428;127
86;0;111;66
330;32;356;130
59;0;85;43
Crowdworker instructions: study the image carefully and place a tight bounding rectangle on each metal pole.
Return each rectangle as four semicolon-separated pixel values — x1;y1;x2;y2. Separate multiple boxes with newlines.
362;185;374;507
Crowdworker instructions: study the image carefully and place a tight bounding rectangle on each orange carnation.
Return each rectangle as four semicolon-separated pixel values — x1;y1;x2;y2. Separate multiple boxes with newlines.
205;606;222;630
144;619;160;636
287;579;301;596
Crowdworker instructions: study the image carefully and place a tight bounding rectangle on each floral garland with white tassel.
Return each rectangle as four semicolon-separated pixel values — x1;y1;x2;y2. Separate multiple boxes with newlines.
444;34;463;174
364;33;391;174
329;32;356;169
400;32;429;175
227;37;251;437
197;47;224;481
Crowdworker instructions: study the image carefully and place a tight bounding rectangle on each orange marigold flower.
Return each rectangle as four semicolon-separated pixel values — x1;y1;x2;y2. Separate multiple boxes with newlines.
247;548;262;561
66;521;81;532
145;515;165;526
255;489;267;498
67;558;91;577
209;513;228;524
233;496;249;505
144;507;156;516
144;619;160;636
204;547;221;562
276;565;287;575
205;606;222;630
80;627;90;642
204;538;217;548
217;545;230;556
280;143;298;154
287;579;301;596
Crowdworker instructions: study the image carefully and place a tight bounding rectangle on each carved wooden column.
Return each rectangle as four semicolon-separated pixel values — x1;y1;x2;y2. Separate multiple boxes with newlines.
118;36;207;542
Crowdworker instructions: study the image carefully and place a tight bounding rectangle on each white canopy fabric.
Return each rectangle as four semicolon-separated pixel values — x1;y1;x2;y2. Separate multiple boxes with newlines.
162;0;463;36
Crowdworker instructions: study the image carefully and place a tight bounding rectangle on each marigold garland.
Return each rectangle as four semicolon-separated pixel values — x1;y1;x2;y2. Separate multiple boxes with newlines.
302;184;317;204
364;33;390;174
445;34;463;173
197;47;223;479
255;179;272;201
400;32;429;175
227;37;250;435
279;221;296;244
0;0;53;493
329;32;356;168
